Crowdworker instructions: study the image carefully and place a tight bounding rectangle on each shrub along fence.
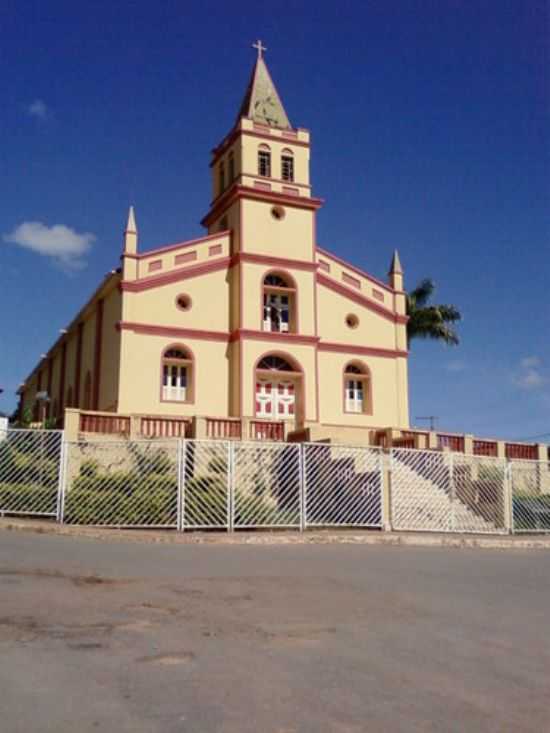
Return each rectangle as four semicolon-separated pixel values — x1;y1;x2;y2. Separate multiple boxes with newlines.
0;429;549;534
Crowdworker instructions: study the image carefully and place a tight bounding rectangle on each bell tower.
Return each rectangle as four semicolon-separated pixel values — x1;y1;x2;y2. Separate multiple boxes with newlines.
201;42;323;262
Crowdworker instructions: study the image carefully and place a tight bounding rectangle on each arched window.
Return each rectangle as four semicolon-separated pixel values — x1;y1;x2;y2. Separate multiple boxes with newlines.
258;144;271;177
255;353;302;420
343;362;372;415
83;371;92;410
262;271;296;334
281;148;294;182
161;346;193;403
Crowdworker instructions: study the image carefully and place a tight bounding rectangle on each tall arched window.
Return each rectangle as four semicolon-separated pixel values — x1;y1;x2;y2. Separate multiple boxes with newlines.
343;362;372;415
83;371;92;410
281;148;294;182
258;144;271;177
255;353;302;420
262;271;296;333
161;346;193;403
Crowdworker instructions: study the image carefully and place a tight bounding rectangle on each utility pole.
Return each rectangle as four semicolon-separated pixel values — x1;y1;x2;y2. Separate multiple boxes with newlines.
415;416;439;432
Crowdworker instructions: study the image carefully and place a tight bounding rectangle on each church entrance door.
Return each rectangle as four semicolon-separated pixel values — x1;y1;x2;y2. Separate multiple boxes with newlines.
255;379;295;419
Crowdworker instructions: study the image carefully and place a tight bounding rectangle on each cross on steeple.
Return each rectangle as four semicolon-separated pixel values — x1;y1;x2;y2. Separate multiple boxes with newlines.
252;39;267;59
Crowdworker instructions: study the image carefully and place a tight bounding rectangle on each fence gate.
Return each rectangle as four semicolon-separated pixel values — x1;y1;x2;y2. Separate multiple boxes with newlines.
181;440;230;530
232;441;301;529
0;429;63;517
62;439;179;528
510;461;550;533
390;448;507;534
303;444;383;528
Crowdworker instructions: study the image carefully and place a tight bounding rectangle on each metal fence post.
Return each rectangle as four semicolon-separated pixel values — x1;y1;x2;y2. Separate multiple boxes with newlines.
301;443;308;531
381;451;392;531
449;451;455;532
228;441;234;532
503;461;514;534
177;439;186;532
56;435;69;524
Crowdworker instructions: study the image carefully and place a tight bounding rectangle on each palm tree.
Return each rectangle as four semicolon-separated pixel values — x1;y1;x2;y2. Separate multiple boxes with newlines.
406;278;461;347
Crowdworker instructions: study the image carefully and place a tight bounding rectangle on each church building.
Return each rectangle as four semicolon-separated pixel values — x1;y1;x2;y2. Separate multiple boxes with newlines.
18;44;410;443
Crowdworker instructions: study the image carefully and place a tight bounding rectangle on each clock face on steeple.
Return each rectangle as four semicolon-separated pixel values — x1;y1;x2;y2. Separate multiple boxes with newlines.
254;94;279;126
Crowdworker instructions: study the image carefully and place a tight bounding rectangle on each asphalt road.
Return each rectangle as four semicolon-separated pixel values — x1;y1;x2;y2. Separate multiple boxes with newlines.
0;532;548;733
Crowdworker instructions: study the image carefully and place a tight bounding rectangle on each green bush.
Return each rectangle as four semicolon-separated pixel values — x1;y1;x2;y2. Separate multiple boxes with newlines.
0;482;57;514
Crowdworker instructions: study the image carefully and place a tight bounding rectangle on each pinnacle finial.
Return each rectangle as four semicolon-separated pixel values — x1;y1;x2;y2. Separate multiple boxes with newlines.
126;205;137;234
389;249;403;275
252;39;267;59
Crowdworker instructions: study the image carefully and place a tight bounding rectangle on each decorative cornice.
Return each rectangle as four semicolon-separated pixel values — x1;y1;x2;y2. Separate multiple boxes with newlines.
210;125;310;168
318;342;408;359
232;251;318;272
317;273;408;324
122;231;230;261
201;185;323;228
118;321;230;343
316;246;395;296
230;329;320;346
120;256;232;292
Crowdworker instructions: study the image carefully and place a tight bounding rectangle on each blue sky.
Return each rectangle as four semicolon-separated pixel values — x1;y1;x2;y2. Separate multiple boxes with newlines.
1;1;548;440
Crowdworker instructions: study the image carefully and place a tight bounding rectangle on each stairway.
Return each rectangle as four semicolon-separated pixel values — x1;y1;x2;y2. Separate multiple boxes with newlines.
391;453;499;533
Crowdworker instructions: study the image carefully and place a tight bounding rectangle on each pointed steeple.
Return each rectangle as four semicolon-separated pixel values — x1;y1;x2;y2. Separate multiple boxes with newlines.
388;250;404;291
125;205;137;235
123;205;138;258
236;41;291;129
389;249;403;275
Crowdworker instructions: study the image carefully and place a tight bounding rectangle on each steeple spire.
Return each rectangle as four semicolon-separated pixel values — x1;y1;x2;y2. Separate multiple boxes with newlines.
388;250;404;291
236;42;291;129
123;205;137;256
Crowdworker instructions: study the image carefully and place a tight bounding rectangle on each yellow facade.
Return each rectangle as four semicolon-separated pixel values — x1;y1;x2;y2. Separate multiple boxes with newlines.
18;49;410;439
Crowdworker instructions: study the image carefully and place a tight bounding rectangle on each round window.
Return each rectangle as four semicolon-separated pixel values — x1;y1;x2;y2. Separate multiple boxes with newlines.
176;294;192;311
346;314;359;329
271;205;286;221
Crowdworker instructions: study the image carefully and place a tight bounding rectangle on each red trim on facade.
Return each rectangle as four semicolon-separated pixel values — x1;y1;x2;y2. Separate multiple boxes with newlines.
120;256;232;292
253;180;272;191
372;289;385;302
58;342;67;415
208;244;222;257
210;126;310;169
74;323;83;408
174;251;197;266
252;350;305;424
317;273;407;324
148;259;162;272
318;259;330;273
342;272;361;289
202;185;323;228
282;186;299;196
124;231;230;261
119;321;228;342
232;251;318;272
318;342;408;359
92;299;104;410
231;329;320;346
316;246;395;295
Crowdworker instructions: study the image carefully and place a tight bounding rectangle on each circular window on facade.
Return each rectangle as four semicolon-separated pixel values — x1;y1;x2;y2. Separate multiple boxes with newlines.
346;314;359;329
271;205;286;221
176;294;192;311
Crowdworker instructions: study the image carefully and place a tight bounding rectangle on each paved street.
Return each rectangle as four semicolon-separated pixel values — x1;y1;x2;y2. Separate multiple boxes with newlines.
0;531;548;733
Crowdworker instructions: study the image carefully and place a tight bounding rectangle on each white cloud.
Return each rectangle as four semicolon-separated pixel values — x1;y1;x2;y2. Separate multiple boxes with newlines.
3;221;95;271
514;356;546;391
27;99;49;120
446;360;466;373
520;356;540;369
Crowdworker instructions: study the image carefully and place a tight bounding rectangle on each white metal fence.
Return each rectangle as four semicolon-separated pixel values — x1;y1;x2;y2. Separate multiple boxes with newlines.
1;429;549;534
